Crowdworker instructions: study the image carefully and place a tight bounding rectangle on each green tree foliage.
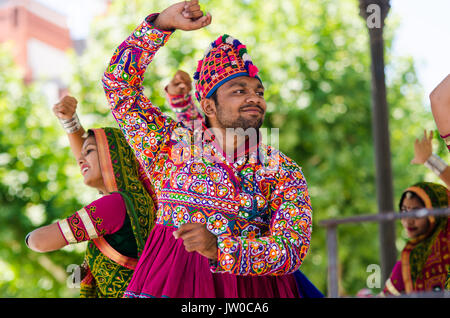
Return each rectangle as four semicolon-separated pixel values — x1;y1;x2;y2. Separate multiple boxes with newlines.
0;46;90;297
1;0;446;297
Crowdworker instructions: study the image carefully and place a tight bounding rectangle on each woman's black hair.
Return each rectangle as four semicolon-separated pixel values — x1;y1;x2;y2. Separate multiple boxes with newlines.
399;191;425;211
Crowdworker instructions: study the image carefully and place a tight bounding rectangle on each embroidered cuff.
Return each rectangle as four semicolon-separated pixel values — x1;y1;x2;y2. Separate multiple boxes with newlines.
211;236;241;274
127;13;174;50
166;91;192;110
57;208;102;244
57;218;77;244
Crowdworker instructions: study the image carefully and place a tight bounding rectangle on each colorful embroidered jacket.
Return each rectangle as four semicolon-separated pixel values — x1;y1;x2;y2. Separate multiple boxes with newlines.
103;14;312;276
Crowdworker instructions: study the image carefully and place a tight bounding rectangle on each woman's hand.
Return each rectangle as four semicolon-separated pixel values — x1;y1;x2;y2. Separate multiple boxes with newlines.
411;130;433;165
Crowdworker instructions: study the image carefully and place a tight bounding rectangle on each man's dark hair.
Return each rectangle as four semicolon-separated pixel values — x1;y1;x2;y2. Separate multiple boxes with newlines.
204;90;218;128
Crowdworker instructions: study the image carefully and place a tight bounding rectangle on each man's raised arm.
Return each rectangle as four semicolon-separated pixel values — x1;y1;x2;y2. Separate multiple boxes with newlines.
102;1;211;171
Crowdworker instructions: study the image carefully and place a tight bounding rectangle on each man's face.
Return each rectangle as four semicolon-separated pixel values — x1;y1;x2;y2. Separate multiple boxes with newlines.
212;76;266;131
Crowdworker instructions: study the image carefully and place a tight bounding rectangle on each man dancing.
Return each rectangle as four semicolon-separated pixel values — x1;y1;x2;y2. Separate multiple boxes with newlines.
103;0;313;297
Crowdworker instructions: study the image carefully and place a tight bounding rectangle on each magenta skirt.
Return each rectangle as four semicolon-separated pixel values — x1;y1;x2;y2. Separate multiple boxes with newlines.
124;224;300;298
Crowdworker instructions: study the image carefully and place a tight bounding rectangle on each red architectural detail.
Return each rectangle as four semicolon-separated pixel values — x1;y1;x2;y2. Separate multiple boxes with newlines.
0;0;73;83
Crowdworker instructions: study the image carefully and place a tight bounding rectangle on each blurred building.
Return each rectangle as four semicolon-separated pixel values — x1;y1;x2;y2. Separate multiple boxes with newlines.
0;0;73;99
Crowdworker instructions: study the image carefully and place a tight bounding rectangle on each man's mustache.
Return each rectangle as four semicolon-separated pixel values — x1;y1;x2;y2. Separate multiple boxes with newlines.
239;104;264;113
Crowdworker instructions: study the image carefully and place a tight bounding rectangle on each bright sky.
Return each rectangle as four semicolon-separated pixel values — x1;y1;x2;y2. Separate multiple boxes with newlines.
35;0;107;39
390;0;450;105
36;0;450;105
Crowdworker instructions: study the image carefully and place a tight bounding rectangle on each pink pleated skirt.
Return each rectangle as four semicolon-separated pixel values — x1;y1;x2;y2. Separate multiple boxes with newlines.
124;224;300;298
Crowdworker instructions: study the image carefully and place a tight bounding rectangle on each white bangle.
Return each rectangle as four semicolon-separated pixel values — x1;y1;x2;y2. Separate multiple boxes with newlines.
59;113;81;134
424;153;447;176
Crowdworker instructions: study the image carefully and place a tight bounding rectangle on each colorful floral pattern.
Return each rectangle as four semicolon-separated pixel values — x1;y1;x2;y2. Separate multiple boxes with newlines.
103;14;312;276
207;213;229;235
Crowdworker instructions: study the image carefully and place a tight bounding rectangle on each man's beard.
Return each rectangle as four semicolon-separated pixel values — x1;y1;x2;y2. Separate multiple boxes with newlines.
216;104;264;131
